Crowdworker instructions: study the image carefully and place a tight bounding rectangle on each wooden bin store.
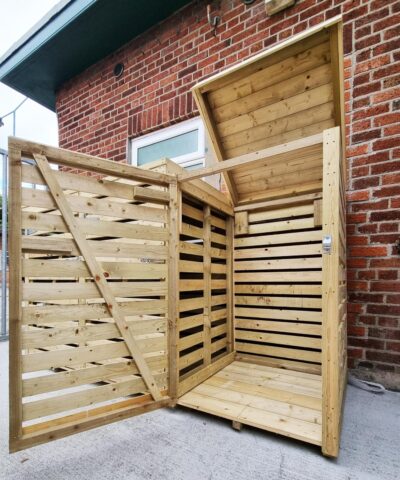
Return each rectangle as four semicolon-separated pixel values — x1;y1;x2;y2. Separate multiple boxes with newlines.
9;17;347;457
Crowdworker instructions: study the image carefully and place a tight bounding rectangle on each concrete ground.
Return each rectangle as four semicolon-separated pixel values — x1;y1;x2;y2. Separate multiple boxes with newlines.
1;341;399;480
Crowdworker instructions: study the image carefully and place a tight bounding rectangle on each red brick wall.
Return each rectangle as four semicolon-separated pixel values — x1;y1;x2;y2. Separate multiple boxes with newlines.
56;0;400;384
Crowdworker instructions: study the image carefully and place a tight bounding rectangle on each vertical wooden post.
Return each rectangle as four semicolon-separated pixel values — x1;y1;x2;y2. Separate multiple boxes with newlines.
226;216;234;353
203;205;212;366
8;147;22;452
168;181;180;404
322;126;341;457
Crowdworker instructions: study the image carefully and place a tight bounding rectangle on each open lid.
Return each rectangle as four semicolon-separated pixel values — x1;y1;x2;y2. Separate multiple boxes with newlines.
192;16;345;205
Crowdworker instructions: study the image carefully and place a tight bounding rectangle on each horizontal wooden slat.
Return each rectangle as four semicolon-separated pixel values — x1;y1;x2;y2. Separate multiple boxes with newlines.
234;271;322;282
218;84;333;140
235;257;322;271
234;229;322;247
235;307;322;323
23;373;167;422
235;330;320;349
213;62;332;123
234;243;322;259
12;136;174;185
22;164;169;203
235;343;321;363
22;356;167;397
22;338;166;373
22;236;167;259
22;188;167;223
235;295;321;309
23;281;166;301
22;211;168;241
235;319;321;336
22;319;167;349
23;300;167;325
234;284;322;296
247;217;316;235
23;258;167;279
207;39;330;106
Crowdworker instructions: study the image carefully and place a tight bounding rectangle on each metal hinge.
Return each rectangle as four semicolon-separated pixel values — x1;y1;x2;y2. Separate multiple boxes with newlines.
322;235;332;254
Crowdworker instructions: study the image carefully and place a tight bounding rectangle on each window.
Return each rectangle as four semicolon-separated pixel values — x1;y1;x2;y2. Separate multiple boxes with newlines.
130;117;205;170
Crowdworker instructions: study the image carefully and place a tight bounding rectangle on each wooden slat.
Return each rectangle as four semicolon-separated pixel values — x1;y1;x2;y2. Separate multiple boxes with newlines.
23;281;166;301
234;229;322;247
22;357;167;397
234;284;321;296
22;188;167;224
234;243;322;259
235;257;322;270
178;134;323;182
23;300;167;325
22;211;168;241
234;271;321;282
235;307;322;323
22;236;167;259
235;330;320;349
22;164;169;203
234;192;322;213
23;258;167;279
13;397;170;452
23;373;167;422
213;62;331;123
22;339;166;373
235;295;321;309
219;89;333;142
235;319;321;336
235;343;321;363
21;320;166;349
11;137;175;185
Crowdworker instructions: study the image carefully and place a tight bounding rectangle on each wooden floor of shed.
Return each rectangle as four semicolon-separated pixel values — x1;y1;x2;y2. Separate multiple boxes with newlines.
178;360;322;446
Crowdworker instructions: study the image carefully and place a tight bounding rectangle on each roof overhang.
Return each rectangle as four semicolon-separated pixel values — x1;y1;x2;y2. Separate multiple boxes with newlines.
0;0;192;111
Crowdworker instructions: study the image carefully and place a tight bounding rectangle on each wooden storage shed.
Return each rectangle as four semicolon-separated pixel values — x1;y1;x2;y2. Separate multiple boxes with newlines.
9;17;347;457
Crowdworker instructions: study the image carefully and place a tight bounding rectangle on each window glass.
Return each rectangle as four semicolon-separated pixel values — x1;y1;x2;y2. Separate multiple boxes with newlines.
137;129;198;166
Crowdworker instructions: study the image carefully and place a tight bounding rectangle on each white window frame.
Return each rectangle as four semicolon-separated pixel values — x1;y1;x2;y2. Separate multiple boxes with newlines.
130;117;205;169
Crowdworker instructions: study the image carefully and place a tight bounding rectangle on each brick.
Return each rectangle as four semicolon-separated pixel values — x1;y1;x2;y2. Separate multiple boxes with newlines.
352;176;379;189
373;185;400;198
353;81;381;99
352;199;388;212
373;137;400;151
347;190;370;201
355;54;390;75
374;112;400;127
349;246;387;257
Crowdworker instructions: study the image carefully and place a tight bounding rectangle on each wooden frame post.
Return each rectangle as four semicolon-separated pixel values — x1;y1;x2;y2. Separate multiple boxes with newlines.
168;181;180;404
226;216;234;353
203;204;212;366
8;147;23;453
321;127;343;457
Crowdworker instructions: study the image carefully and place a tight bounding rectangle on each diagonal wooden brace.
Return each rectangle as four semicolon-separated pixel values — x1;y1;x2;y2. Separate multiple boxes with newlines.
33;154;163;401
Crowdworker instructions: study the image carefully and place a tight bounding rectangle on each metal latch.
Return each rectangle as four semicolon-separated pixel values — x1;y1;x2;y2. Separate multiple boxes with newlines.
322;235;332;254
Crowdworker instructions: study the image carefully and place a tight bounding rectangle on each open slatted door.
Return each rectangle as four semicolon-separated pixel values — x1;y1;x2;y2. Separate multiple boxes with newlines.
8;139;174;452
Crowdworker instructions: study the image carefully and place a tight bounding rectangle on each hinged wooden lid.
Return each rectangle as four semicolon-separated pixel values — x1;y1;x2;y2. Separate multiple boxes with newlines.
192;16;345;204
